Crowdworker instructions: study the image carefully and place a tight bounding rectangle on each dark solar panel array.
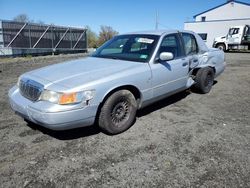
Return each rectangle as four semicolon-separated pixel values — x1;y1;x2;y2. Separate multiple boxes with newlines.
1;20;87;50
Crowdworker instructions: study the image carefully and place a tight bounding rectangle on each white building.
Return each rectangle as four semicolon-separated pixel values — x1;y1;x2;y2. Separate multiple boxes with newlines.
184;0;250;47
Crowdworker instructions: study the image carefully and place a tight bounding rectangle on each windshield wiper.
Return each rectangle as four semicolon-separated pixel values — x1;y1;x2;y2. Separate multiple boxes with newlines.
110;57;118;60
98;55;119;60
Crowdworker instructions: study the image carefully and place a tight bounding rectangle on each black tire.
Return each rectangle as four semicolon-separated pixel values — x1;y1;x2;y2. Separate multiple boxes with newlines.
194;67;215;94
216;43;226;51
98;90;137;135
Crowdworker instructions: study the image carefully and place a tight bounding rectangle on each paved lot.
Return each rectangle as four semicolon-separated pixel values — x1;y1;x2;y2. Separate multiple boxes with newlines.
0;53;249;187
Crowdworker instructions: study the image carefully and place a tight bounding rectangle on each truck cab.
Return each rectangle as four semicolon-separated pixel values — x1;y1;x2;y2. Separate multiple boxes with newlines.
213;25;250;51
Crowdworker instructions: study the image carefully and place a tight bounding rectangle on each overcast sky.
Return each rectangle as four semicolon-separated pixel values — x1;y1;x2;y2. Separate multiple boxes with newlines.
0;0;249;33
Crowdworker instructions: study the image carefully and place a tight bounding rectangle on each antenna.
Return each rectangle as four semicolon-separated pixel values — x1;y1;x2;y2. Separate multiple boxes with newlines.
155;11;159;30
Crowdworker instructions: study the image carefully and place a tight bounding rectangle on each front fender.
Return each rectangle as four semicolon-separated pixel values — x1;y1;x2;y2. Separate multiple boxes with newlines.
90;70;152;107
101;83;142;102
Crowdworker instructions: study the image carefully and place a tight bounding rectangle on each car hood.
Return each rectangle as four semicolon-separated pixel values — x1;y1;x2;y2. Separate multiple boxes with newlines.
28;57;142;89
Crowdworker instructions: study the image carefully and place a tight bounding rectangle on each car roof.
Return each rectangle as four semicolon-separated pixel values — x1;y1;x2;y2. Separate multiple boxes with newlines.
123;30;194;36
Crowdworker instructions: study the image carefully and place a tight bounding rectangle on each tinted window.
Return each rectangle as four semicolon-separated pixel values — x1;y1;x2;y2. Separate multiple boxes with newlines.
158;34;182;58
233;28;239;34
182;33;198;55
92;34;159;62
229;28;239;35
229;28;234;35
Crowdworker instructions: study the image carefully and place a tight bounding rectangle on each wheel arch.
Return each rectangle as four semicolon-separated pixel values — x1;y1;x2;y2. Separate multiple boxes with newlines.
94;85;142;125
100;85;142;108
215;42;227;51
192;66;216;77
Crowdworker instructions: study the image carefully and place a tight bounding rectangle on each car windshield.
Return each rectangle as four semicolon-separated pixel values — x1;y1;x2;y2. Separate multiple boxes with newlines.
92;34;160;62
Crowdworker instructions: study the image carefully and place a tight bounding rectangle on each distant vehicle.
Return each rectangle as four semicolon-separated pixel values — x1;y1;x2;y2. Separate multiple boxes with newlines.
9;30;226;134
213;25;250;51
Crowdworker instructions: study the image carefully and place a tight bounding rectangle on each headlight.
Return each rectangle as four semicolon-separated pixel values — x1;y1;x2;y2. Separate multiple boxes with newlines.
40;90;95;105
40;90;60;104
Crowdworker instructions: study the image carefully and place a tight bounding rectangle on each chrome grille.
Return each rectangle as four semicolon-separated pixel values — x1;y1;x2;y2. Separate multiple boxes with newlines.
19;79;43;101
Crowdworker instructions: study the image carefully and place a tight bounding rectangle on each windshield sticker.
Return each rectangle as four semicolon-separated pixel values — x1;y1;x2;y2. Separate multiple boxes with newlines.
140;54;148;59
137;38;154;44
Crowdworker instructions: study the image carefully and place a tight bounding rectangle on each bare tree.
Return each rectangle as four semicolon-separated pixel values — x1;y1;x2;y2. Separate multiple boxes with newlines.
13;14;44;24
98;25;119;46
13;14;30;22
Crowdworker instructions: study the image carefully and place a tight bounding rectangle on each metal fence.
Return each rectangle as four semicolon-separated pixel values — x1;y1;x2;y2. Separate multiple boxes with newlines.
0;20;87;56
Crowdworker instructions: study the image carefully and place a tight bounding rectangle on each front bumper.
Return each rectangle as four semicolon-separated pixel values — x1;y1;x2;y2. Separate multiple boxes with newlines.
8;86;98;130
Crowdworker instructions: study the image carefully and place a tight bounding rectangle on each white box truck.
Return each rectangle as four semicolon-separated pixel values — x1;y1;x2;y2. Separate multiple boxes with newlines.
213;25;250;51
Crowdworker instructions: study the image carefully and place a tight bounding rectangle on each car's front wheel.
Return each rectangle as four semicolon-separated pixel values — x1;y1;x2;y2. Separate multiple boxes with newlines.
98;90;137;135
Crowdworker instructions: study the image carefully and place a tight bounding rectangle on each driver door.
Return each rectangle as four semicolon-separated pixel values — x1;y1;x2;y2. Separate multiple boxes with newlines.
150;33;189;98
227;27;241;44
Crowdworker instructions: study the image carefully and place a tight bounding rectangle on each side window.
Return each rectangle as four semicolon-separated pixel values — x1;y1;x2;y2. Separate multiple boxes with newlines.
233;28;239;35
229;28;239;35
229;28;234;35
158;34;182;59
182;33;198;55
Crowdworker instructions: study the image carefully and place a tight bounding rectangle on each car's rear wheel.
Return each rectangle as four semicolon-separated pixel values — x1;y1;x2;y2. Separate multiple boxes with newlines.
98;90;137;134
194;67;215;94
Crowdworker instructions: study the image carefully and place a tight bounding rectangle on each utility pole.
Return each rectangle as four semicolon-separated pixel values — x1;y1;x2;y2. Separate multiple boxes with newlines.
155;11;159;30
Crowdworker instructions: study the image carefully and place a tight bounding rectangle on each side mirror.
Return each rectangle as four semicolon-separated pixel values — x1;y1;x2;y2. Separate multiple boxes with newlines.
159;52;174;61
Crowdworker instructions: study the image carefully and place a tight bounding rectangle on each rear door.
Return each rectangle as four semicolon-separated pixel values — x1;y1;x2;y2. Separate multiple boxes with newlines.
181;32;200;70
150;33;189;98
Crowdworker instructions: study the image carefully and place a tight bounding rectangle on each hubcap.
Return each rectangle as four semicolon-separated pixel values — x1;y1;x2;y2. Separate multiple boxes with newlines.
218;46;224;51
111;99;130;127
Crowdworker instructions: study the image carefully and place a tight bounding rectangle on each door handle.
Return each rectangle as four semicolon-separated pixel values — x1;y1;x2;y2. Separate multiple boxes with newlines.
182;62;188;67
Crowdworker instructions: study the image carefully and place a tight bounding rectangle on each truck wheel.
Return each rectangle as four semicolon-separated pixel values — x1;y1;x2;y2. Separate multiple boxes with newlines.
216;43;226;51
98;90;137;134
194;67;215;94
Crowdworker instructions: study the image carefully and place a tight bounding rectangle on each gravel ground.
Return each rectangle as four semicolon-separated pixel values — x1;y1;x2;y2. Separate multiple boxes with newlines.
0;53;249;187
